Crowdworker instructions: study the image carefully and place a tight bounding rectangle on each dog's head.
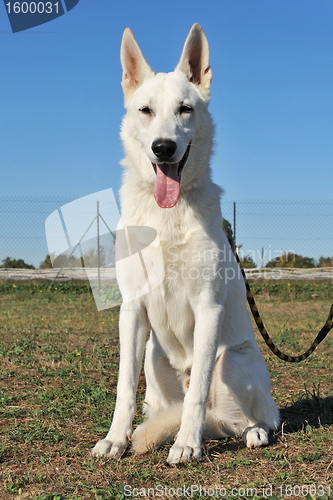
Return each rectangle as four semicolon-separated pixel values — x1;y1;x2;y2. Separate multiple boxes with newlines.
120;24;214;208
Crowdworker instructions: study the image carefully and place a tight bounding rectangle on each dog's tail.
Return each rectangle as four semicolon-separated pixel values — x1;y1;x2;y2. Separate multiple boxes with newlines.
131;403;226;454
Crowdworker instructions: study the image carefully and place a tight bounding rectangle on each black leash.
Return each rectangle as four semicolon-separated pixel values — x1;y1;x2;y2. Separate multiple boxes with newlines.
228;237;333;362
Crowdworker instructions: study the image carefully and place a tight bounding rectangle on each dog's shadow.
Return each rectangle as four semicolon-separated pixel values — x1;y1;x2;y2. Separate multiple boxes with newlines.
278;392;333;434
204;391;333;456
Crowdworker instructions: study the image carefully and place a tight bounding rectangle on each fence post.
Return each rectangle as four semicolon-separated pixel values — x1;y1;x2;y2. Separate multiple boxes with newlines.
233;202;236;247
97;200;100;297
261;248;264;269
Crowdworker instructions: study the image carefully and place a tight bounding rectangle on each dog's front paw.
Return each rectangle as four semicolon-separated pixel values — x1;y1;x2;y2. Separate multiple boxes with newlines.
242;426;268;448
91;438;127;459
167;443;202;465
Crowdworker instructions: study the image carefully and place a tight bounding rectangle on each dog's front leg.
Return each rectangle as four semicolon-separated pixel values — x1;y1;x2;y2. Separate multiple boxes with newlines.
92;303;148;459
167;302;223;464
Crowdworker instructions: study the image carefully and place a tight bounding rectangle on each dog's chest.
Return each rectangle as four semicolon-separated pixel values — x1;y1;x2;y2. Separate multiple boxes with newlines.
142;239;218;365
144;276;195;365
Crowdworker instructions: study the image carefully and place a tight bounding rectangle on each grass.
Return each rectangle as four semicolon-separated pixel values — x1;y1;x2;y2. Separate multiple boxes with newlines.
0;281;333;499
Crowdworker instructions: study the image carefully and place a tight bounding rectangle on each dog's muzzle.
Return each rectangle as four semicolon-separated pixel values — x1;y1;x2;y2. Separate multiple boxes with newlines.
152;142;191;208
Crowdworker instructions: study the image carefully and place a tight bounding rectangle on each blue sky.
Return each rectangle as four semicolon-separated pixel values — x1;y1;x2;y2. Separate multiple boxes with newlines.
1;0;333;201
1;0;333;266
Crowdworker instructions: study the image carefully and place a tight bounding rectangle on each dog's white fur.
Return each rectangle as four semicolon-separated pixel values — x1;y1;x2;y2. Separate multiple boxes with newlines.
92;24;279;464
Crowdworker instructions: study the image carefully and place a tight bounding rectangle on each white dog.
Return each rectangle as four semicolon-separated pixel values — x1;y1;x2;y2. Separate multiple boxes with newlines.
92;24;279;464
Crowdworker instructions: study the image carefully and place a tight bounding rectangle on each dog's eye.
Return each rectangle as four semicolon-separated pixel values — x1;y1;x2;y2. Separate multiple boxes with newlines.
179;105;193;115
140;107;152;115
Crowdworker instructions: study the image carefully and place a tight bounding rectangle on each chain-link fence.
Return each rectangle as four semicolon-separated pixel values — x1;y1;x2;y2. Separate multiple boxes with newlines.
0;196;332;271
0;196;76;269
222;200;333;268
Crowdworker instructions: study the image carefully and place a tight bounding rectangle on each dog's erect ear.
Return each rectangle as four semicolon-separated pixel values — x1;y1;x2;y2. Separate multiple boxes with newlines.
175;24;212;96
121;28;153;106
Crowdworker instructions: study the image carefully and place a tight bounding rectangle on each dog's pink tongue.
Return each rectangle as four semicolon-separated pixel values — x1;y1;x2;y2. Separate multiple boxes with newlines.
153;163;180;208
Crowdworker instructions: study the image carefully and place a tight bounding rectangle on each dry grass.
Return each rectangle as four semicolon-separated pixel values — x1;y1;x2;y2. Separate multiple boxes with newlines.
0;284;333;499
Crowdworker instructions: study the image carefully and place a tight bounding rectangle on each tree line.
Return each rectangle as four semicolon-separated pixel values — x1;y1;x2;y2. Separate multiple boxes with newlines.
222;219;332;269
0;220;331;270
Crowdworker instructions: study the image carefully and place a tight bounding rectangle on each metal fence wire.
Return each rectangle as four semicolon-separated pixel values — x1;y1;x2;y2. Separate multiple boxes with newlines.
221;199;333;268
0;196;76;269
0;196;332;271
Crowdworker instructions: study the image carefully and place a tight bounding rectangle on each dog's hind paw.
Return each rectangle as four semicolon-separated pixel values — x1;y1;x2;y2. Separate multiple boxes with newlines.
91;438;127;459
242;426;268;448
167;444;202;465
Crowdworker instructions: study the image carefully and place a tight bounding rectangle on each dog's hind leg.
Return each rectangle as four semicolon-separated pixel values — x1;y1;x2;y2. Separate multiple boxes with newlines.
143;330;184;417
132;331;184;453
214;342;279;448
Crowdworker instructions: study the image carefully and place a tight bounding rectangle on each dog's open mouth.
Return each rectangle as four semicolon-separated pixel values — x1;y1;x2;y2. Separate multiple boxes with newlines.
152;142;191;208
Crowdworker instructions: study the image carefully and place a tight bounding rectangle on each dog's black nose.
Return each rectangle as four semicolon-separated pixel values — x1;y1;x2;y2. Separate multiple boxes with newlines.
152;139;177;161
